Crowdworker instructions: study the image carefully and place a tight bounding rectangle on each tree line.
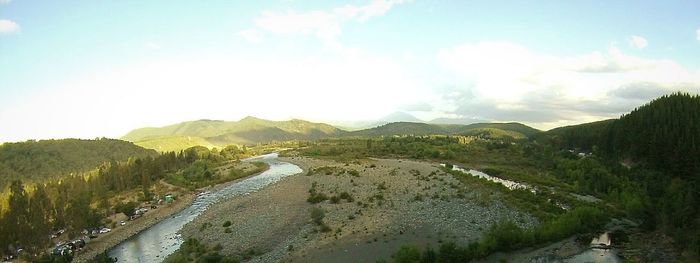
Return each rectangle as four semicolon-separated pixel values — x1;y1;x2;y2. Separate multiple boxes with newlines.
0;146;219;260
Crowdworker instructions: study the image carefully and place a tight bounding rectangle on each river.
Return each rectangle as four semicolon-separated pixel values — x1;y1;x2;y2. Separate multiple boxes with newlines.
107;153;302;262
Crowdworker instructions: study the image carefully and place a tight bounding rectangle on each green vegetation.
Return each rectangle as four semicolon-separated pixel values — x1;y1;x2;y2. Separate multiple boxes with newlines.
164;238;238;263
0;145;251;260
541;93;700;260
165;157;268;190
393;207;606;262
0;138;156;189
310;207;325;225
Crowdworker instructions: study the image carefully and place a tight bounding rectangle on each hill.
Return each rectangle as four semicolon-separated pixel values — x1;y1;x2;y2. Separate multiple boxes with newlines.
547;93;700;177
330;111;424;130
0;138;156;188
122;117;346;150
543;93;700;260
348;122;540;139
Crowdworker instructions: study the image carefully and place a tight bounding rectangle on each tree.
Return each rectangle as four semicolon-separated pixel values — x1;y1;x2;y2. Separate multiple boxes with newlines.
6;180;30;250
28;184;52;253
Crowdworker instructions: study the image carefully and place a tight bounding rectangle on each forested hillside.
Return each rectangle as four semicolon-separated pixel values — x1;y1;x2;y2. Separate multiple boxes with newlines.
543;93;700;259
0;138;156;189
546;93;700;177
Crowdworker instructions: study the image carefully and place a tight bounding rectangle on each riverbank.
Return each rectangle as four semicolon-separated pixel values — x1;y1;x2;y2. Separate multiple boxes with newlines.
73;192;196;263
74;161;268;263
178;156;537;262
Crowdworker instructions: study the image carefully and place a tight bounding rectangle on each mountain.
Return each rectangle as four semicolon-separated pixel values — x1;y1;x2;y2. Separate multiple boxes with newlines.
349;122;540;139
378;112;423;123
428;117;487;126
0;138;156;188
330;111;423;130
122;117;346;150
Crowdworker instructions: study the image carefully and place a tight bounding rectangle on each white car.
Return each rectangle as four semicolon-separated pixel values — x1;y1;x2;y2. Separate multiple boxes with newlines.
119;221;126;226
99;228;111;234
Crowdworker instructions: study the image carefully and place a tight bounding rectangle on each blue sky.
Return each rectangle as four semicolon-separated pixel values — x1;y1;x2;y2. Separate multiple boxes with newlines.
1;0;699;142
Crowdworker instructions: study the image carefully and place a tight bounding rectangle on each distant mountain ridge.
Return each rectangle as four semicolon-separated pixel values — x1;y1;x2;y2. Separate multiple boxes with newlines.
121;117;346;150
348;122;540;139
123;116;540;151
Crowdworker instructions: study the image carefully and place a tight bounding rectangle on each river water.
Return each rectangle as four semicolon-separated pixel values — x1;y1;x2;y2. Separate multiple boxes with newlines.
442;164;535;192
107;153;302;262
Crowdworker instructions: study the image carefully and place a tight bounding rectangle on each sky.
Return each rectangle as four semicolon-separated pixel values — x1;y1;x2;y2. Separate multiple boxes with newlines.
1;0;700;142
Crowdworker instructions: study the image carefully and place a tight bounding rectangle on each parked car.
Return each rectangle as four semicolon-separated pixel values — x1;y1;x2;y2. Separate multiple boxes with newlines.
72;239;86;249
99;227;111;234
119;221;126;226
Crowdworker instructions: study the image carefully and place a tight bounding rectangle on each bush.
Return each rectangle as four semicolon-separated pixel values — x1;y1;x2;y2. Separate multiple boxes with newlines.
339;191;354;202
308;192;329;203
330;195;341;204
223;221;232;227
310;207;325;225
393;245;420;263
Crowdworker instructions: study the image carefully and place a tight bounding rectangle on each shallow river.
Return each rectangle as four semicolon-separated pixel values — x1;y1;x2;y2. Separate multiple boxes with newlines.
108;153;302;262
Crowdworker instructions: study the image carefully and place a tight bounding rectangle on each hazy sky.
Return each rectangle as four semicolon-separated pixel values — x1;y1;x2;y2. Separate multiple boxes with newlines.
1;0;700;142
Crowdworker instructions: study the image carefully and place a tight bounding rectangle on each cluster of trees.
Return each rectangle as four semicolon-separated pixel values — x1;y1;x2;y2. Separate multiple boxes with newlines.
302;135;527;166
0;147;209;260
393;207;607;263
164;238;238;263
0;138;156;189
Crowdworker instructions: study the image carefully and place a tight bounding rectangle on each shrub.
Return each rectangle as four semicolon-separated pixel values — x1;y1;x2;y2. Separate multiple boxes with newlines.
339;191;354;202
330;195;341;204
310;207;325;225
307;192;329;203
223;221;232;227
393;245;421;263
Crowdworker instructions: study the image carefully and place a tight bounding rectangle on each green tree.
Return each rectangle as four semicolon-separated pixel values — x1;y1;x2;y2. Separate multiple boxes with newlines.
6;180;30;249
28;184;52;253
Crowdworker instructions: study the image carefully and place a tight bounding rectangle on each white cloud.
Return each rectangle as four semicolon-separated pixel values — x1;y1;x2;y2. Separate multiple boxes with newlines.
0;0;11;5
628;35;648;49
0;52;428;142
0;19;20;34
252;0;408;48
436;41;700;129
238;29;263;43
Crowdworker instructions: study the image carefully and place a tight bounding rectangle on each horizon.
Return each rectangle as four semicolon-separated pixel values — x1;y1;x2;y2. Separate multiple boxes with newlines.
2;1;700;142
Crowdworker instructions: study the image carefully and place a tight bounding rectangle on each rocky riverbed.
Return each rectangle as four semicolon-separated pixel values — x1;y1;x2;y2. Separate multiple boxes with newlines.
179;156;538;263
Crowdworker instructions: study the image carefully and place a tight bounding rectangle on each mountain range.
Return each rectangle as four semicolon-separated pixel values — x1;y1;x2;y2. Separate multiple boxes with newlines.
121;115;540;151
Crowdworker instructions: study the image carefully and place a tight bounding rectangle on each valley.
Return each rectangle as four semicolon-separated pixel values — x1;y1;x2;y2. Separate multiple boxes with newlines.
0;94;698;263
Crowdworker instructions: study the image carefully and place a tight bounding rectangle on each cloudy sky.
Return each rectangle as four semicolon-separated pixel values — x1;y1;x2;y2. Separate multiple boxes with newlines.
1;0;700;142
